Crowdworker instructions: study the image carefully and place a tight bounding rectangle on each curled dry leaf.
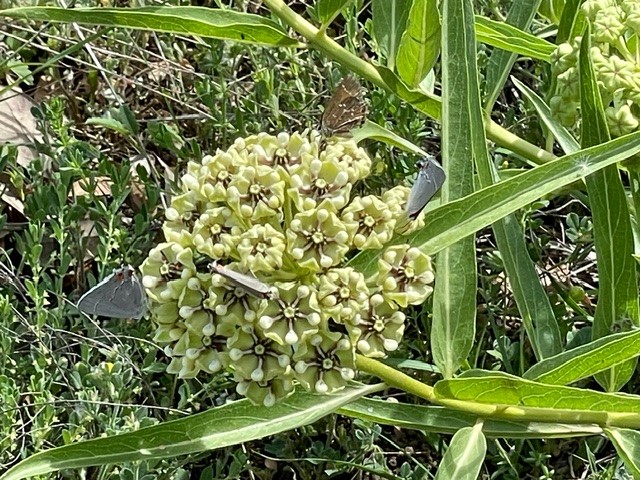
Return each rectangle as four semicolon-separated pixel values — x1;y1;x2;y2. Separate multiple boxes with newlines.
0;88;43;168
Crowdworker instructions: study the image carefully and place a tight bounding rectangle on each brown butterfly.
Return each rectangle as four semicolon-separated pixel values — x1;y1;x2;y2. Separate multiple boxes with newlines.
320;76;367;137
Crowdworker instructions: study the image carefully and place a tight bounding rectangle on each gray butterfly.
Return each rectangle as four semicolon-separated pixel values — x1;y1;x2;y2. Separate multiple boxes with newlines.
77;265;147;319
407;156;446;219
320;76;367;137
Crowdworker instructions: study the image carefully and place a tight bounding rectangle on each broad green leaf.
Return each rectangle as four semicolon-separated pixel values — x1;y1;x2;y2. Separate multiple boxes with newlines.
432;0;477;379
316;0;355;26
0;6;298;46
511;76;580;154
538;0;566;24
434;424;486;480
352;120;428;156
340;397;602;438
375;65;442;119
605;427;640;478
371;0;412;70
396;0;441;88
484;0;542;113
0;385;382;480
475;11;562;360
557;0;587;44
347;132;640;278
475;15;555;61
579;28;639;392
523;329;640;385
435;371;640;427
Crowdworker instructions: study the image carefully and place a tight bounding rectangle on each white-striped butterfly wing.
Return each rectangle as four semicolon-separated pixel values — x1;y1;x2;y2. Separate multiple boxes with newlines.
210;262;274;299
407;156;446;220
77;265;147;319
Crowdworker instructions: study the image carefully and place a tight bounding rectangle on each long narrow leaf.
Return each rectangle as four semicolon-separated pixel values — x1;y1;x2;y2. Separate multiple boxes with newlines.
475;15;555;61
340;398;603;438
483;0;542;113
431;0;477;379
579;28;640;392
605;427;640;477
0;385;382;480
523;329;640;385
347;132;640;278
0;6;299;46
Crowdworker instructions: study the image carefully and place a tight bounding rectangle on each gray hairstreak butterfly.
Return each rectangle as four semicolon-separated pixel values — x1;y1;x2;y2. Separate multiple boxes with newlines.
77;265;147;319
321;76;367;137
209;262;274;299
407;156;446;220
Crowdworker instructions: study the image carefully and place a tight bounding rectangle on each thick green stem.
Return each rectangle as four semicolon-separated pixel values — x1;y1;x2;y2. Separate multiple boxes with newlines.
262;0;557;164
356;355;640;428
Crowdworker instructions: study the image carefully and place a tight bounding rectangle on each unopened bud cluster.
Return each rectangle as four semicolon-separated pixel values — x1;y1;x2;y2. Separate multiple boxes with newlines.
551;0;640;135
141;130;435;406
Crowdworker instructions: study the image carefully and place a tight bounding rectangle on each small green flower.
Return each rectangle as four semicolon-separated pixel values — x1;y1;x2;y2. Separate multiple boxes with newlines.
293;331;356;394
141;242;198;303
289;156;352;211
593;6;626;44
321;140;371;182
376;245;435;307
236;376;295;407
191;206;244;260
598;54;633;92
286;201;356;271
163;192;201;247
317;268;369;324
200;150;246;202
341;195;395;250
207;277;266;324
237;224;287;273
606;103;639;136
258;283;322;345
227;165;286;222
228;323;292;383
351;293;405;358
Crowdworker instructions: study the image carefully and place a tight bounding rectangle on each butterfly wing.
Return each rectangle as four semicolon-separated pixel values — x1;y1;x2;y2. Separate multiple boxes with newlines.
407;157;446;219
321;76;367;137
77;266;147;319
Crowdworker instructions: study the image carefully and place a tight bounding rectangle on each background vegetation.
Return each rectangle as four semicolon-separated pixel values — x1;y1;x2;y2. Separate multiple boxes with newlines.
2;0;640;479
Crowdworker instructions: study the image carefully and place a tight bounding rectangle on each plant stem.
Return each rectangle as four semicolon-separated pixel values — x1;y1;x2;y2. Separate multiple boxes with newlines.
263;0;557;165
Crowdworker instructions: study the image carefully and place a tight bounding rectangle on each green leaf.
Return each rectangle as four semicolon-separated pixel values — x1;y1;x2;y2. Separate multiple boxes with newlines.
352;120;428;156
371;0;412;69
579;28;639;392
0;385;382;480
557;0;587;44
474;15;555;61
475;15;562;360
511;76;580;154
396;0;441;88
483;0;542;113
605;427;640;478
316;0;355;26
435;371;640;427
431;0;477;379
347;132;640;278
0;6;298;46
341;397;603;438
434;424;486;480
523;329;640;385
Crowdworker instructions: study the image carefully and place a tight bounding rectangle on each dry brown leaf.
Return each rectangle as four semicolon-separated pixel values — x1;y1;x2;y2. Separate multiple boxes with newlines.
0;88;43;168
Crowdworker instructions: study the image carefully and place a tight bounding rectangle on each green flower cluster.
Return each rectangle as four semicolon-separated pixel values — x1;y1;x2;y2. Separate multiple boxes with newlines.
141;130;435;406
550;0;640;135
